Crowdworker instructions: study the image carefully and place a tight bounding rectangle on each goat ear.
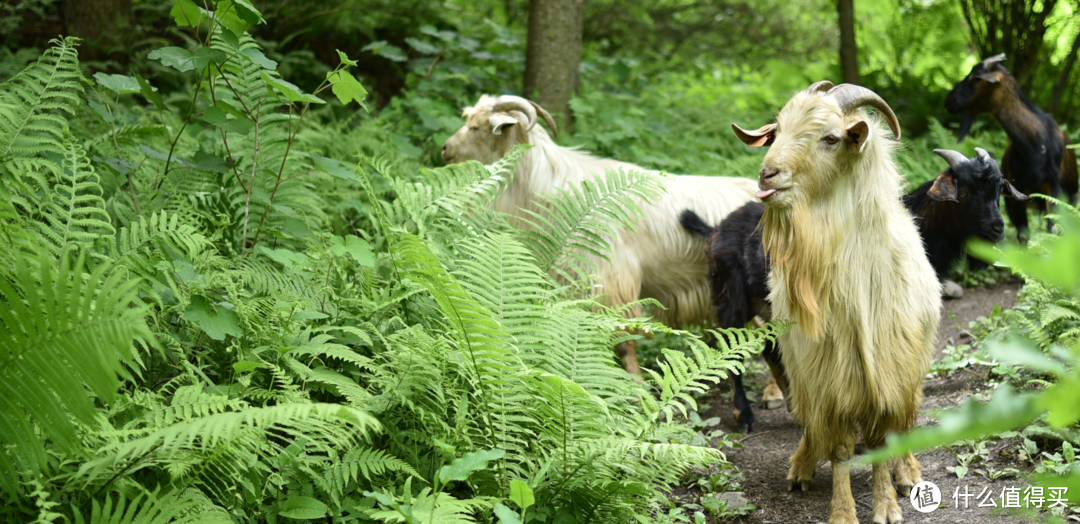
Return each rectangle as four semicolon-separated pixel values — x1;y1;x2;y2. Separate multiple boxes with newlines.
732;123;776;147
845;120;870;152
928;172;959;202
489;113;522;135
974;71;1002;83
1002;179;1030;201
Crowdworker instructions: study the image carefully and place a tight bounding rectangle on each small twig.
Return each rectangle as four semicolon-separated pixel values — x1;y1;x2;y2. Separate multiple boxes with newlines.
241;97;264;254
126;172;141;216
737;430;773;444
424;52;443;80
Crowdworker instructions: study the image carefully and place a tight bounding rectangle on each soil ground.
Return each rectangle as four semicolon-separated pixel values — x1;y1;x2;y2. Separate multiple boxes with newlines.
690;280;1038;523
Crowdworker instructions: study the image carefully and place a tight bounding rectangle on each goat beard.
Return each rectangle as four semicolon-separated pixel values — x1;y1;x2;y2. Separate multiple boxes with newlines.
956;113;975;143
761;204;838;341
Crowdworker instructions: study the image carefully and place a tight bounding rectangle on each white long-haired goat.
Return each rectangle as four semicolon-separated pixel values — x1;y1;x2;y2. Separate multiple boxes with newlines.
733;82;940;524
442;95;759;374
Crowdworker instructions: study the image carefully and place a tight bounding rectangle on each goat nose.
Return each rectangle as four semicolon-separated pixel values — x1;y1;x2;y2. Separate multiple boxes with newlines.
990;222;1005;240
760;167;778;180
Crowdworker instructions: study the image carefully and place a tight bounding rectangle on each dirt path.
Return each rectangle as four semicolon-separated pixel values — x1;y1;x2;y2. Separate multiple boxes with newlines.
700;280;1031;523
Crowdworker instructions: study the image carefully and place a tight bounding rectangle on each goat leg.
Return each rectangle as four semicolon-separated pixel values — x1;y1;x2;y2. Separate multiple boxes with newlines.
787;435;816;492
828;438;859;524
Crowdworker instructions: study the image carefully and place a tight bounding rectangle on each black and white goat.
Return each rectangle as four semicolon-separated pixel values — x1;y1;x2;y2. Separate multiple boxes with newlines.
680;148;1025;432
945;53;1078;242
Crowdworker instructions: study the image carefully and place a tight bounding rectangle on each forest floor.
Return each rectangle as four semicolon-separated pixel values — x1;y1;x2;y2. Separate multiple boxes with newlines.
681;279;1044;523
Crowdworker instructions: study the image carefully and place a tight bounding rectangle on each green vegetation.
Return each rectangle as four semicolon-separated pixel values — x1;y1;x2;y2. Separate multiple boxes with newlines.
0;7;785;521
4;0;1080;522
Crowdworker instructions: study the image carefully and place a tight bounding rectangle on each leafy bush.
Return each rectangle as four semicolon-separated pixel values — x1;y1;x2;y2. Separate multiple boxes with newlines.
0;3;778;522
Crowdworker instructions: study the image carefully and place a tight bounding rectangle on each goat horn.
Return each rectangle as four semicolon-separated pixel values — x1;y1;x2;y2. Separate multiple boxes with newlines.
974;147;992;163
981;53;1007;68
933;149;968;171
529;99;559;138
826;84;901;140
803;80;835;94
492;95;539;132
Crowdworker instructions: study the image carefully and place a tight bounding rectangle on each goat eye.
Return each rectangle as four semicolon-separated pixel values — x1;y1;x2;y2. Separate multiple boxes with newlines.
823;135;839;145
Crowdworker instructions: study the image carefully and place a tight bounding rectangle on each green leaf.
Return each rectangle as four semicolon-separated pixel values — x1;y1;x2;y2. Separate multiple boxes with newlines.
220;0;263;24
87;101;115;123
182;296;242;341
493;503;522;524
202;106;229;126
241;48;277;70
93;73;139;94
135;74;166;111
233;361;261;373
310;152;354;180
336;49;358;67
509;480;534;511
191;151;230;173
858;385;1040;464
361;41;408;62
170;0;204;27
968;213;1080;292
1039;375;1080;427
202;106;252;135
261;72;324;104
405;37;441;55
327;71;368;109
330;235;375;266
438;449;505;484
278;496;328;519
147;47;196;72
984;337;1068;377
259;246;311;270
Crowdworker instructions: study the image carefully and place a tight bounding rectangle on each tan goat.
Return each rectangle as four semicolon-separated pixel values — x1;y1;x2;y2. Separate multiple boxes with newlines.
734;82;941;524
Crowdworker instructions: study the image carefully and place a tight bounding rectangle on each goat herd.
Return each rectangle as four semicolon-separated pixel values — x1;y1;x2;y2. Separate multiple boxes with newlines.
440;55;1078;523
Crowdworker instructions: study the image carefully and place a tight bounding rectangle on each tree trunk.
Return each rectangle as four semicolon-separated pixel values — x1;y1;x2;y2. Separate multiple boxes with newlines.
60;0;133;62
524;0;583;132
1049;26;1080;114
837;0;859;85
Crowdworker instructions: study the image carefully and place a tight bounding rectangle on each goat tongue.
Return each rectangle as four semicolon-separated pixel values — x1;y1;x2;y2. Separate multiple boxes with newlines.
756;189;777;200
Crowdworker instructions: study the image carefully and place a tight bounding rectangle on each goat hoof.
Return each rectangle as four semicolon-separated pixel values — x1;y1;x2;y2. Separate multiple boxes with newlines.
788;479;812;492
942;280;964;299
762;381;784;409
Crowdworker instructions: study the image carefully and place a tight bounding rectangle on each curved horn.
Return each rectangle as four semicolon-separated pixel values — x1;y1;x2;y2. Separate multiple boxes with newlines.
981;53;1007;68
732;122;777;147
933;149;968;171
803;80;835;94
528;100;559;138
492;95;538;131
974;147;992;163
826;83;901;140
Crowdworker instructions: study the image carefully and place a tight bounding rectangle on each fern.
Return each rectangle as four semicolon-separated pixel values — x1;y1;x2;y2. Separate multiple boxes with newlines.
34;131;116;255
517;168;666;284
73;489;231;524
0;251;150;495
0;36;83;162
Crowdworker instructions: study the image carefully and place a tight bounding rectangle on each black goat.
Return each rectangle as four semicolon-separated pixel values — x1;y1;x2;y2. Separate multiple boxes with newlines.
905;148;1028;282
680;148;1025;431
945;53;1079;242
679;203;786;434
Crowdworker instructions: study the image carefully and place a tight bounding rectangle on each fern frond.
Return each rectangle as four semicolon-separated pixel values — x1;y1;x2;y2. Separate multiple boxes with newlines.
0;251;150;495
81;403;382;489
34;131;116;255
0;36;83;162
73;488;231;524
641;325;782;424
516;168;666;284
